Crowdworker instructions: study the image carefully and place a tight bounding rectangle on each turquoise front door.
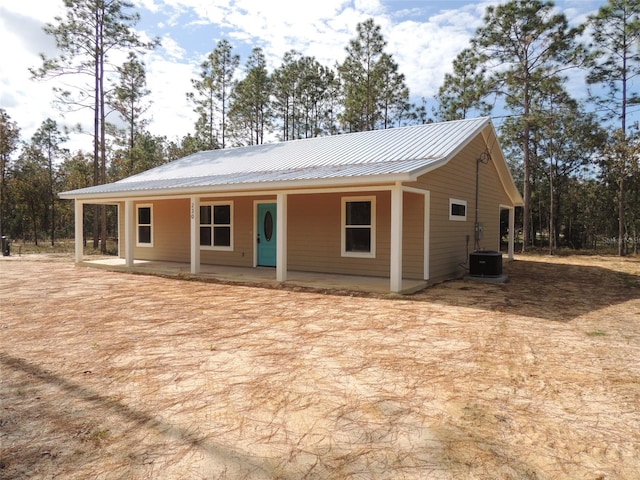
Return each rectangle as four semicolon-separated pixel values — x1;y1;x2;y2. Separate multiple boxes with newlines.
257;203;277;267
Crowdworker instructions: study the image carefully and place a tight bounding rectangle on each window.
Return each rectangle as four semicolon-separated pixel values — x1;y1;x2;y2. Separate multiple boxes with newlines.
200;202;233;250
449;198;467;221
137;204;153;246
342;196;376;258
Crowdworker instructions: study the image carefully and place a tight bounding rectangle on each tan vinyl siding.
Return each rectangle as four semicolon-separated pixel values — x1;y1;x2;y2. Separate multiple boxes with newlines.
406;135;513;282
127;196;275;267
402;191;425;280
132;199;190;262
288;192;391;277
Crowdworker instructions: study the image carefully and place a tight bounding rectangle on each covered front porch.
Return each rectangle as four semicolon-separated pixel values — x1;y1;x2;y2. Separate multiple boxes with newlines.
80;257;429;295
71;184;435;294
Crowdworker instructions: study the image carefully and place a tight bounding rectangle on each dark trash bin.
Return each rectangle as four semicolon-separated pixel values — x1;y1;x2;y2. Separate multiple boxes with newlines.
1;236;10;256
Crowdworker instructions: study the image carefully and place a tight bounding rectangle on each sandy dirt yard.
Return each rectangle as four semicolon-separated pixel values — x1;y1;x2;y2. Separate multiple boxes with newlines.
0;253;639;480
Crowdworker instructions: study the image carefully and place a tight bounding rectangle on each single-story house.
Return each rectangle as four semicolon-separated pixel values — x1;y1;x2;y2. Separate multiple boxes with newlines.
59;116;524;293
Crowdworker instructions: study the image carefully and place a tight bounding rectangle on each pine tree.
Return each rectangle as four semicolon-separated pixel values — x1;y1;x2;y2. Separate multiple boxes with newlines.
436;48;491;121
339;18;409;132
187;39;239;149
30;119;69;246
229;47;271;146
471;0;583;251
109;51;151;177
31;0;158;253
0;109;20;239
584;0;640;255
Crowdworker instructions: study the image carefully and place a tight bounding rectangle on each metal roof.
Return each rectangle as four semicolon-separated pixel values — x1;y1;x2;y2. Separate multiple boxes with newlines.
61;117;495;198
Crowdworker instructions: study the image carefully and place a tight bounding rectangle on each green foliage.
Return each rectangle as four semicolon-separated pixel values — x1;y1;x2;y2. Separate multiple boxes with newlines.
31;0;158;253
187;39;239;150
271;50;341;140
436;48;491;121
584;0;640;255
585;0;640;131
0;109;20;237
108;51;151;172
338;18;409;132
229;47;272;146
470;0;584;251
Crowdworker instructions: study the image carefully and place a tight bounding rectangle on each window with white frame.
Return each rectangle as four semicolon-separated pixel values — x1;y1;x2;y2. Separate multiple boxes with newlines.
200;202;233;250
449;198;467;221
136;204;153;246
342;196;376;257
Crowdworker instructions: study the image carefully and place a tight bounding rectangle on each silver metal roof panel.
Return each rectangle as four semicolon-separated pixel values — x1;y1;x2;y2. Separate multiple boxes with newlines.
61;117;491;198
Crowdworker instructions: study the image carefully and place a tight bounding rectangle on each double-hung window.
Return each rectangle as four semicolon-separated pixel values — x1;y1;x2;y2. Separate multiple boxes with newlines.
200;202;233;250
136;204;153;247
341;196;376;258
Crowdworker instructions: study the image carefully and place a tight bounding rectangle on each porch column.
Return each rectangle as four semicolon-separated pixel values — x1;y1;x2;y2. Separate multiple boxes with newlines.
508;207;515;260
190;196;200;274
390;184;403;293
276;192;288;282
124;200;134;267
74;199;84;263
423;191;430;281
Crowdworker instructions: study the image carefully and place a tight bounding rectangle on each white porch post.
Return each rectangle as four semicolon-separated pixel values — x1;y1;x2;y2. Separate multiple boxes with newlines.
276;192;288;282
508;207;515;260
74;200;84;263
423;191;430;281
390;184;403;293
124;200;134;267
190;196;200;274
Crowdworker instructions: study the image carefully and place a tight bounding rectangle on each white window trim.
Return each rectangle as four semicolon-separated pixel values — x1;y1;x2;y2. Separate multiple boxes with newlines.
200;201;234;251
136;204;153;247
449;198;467;221
341;195;376;258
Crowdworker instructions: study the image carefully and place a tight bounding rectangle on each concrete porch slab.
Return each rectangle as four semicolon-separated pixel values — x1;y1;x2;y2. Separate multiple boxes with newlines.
80;258;428;295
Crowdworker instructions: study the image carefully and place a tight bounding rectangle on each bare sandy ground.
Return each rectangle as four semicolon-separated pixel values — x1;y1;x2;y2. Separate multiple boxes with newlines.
0;253;638;479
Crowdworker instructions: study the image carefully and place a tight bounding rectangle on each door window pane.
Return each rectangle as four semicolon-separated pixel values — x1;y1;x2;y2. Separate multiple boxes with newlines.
263;211;273;241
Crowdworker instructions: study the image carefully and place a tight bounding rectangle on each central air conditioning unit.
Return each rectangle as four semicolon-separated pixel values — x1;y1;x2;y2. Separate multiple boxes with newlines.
469;251;503;277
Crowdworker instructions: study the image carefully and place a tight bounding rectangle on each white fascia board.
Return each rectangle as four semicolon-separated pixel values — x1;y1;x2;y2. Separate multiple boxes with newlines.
58;173;413;202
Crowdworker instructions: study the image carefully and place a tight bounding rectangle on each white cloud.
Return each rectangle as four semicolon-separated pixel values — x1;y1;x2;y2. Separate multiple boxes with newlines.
144;56;197;141
133;0;162;14
158;34;187;60
0;0;607;152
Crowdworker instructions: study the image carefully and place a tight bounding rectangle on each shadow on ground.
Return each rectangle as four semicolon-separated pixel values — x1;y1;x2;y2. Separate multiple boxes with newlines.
411;256;640;322
0;353;291;479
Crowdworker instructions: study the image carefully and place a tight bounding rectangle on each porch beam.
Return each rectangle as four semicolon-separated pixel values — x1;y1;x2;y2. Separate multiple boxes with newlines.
276;192;288;282
390;184;403;293
124;200;134;267
190;196;200;274
74;200;84;263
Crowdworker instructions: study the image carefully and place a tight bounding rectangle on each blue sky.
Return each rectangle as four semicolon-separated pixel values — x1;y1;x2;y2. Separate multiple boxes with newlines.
0;0;623;152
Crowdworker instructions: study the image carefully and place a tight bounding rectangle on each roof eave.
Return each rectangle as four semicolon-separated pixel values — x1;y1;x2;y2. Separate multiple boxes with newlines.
58;173;414;202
